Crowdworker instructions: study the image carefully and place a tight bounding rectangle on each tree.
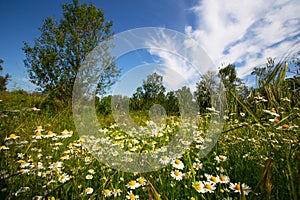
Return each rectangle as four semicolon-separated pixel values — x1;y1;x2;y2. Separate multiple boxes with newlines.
0;59;10;91
131;72;166;110
194;71;218;113
23;0;119;102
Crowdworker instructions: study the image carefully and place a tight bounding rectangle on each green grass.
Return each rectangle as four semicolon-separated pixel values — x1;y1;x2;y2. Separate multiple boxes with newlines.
0;89;299;200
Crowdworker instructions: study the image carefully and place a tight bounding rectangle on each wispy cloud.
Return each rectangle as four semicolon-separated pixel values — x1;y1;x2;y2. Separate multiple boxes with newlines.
185;0;300;79
144;28;215;91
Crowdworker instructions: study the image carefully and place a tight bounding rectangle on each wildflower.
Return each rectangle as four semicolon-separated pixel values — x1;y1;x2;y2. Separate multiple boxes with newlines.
20;161;30;168
195;144;207;150
84;157;92;163
126;191;139;200
171;169;183;181
193;181;205;193
5;134;20;140
240;112;246;117
195;136;204;143
205;173;219;184
192;162;203;170
203;181;216;193
172;159;184;170
159;156;170;165
136;177;147;186
85;187;94;195
88;169;95;174
44;131;56;138
31;107;40;111
19;169;30;174
86;174;93;180
49;161;63;169
269;118;279;124
0;145;9;150
215;155;227;162
113;188;122;197
276;124;291;130
58;173;70;183
281;97;290;102
32;196;43;200
103;189;112;197
32;131;43;139
263;109;280;117
229;183;251;195
35;126;44;132
219;174;230;184
126;180;140;190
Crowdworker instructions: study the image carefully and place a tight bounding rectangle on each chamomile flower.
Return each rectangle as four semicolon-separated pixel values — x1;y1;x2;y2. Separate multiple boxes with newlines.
136;177;147;186
171;169;183;181
86;174;93;180
113;188;122;197
219;174;230;184
159;156;170;165
126;180;140;190
32;131;43;139
126;191;139;199
35;126;44;132
88;169;95;174
85;187;93;195
215;155;227;162
229;183;251;195
58;173;70;183
0;145;9;150
5;134;20;140
172;159;184;170
103;189;112;197
205;173;219;184
203;181;216;193
193;162;203;170
193;181;205;193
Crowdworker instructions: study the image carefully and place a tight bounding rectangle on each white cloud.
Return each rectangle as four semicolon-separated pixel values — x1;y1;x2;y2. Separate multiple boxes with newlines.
185;0;300;80
144;28;216;92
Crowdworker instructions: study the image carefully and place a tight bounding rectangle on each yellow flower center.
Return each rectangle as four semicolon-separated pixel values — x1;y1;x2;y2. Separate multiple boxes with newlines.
36;132;42;136
138;178;144;184
274;118;279;123
235;184;241;191
195;182;202;191
129;180;136;186
271;108;276;113
210;176;217;182
220;176;226;181
205;183;212;190
174;170;180;176
104;189;110;195
282;124;290;129
9;134;16;138
175;160;181;165
48;131;53;135
129;194;135;200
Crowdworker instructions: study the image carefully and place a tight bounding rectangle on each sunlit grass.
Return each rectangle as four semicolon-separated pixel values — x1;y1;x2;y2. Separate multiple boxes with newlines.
0;90;299;200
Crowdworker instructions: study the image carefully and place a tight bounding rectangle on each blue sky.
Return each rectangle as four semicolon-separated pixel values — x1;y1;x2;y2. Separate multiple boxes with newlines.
0;0;299;94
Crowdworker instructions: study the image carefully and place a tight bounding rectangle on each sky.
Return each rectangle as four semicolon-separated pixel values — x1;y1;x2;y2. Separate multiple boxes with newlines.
0;0;299;95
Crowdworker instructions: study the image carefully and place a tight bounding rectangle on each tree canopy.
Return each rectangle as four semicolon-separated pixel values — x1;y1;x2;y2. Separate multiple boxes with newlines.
0;59;10;91
23;0;119;102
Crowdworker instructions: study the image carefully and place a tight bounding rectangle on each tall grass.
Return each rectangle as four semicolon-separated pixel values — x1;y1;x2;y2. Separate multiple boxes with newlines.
0;60;299;199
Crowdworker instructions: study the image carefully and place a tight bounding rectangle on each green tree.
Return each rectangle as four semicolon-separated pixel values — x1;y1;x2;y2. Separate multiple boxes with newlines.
23;0;119;102
0;59;10;91
219;64;248;113
131;72;166;110
194;71;218;113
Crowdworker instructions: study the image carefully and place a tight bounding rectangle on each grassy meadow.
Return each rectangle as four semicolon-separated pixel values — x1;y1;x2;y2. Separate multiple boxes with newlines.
0;76;299;200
